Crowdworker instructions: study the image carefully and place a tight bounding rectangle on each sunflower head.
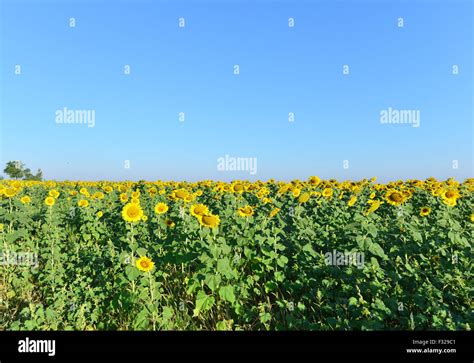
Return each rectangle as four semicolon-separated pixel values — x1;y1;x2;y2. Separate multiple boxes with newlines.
78;199;89;207
232;183;245;193
48;189;60;198
79;188;90;197
173;189;189;200
4;188;18;198
199;214;220;228
122;202;144;223
298;192;310;204
385;190;406;206
44;196;55;207
442;198;457;207
348;196;357;206
136;256;154;272
238;206;254;217
165;218;175;228
443;189;460;200
420;207;431;217
94;192;105;200
20;196;31;204
269;208;280;218
190;204;209;217
365;200;381;215
292;188;301;198
308;176;321;186
322;188;333;198
154;202;169;215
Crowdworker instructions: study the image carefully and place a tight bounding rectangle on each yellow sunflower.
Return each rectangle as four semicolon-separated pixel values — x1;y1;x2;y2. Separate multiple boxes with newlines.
444;198;457;207
97;211;103;218
165;218;176;228
238;206;254;217
78;199;89;207
93;192;105;200
419;207;431;217
20;196;31;204
136;256;154;272
232;183;245;193
154;202;169;215
48;189;60;198
190;204;208;217
441;189;460;206
44;196;55;207
269;208;280;218
198;214;220;228
348;196;357;207
173;189;189;200
470;213;474;223
385;190;406;206
365;200;381;215
121;202;144;223
322;188;333;198
119;193;129;203
79;188;90;197
298;192;310;204
292;188;301;198
308;176;321;186
4;188;18;198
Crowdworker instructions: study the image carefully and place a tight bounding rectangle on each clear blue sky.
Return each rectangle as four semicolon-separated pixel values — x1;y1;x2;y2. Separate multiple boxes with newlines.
1;0;472;182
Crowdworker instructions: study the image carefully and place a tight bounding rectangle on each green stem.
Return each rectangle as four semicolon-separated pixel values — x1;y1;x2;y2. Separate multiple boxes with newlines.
148;271;156;330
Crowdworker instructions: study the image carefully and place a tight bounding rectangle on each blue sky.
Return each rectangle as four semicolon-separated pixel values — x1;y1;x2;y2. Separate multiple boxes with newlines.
0;0;472;182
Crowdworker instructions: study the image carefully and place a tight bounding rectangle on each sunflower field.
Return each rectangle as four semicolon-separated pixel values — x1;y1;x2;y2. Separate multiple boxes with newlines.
0;177;472;330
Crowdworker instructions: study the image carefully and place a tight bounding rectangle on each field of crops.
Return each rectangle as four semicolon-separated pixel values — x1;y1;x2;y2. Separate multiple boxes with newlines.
0;177;472;330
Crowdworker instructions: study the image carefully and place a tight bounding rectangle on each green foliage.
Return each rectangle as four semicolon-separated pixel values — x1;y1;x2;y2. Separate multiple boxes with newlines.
0;179;472;331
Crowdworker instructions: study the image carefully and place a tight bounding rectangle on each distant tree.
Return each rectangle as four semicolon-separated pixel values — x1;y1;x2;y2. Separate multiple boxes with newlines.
30;169;43;181
3;161;43;181
3;161;25;179
23;168;32;178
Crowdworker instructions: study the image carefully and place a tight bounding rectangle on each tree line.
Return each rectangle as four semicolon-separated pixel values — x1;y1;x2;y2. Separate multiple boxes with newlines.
2;161;43;180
